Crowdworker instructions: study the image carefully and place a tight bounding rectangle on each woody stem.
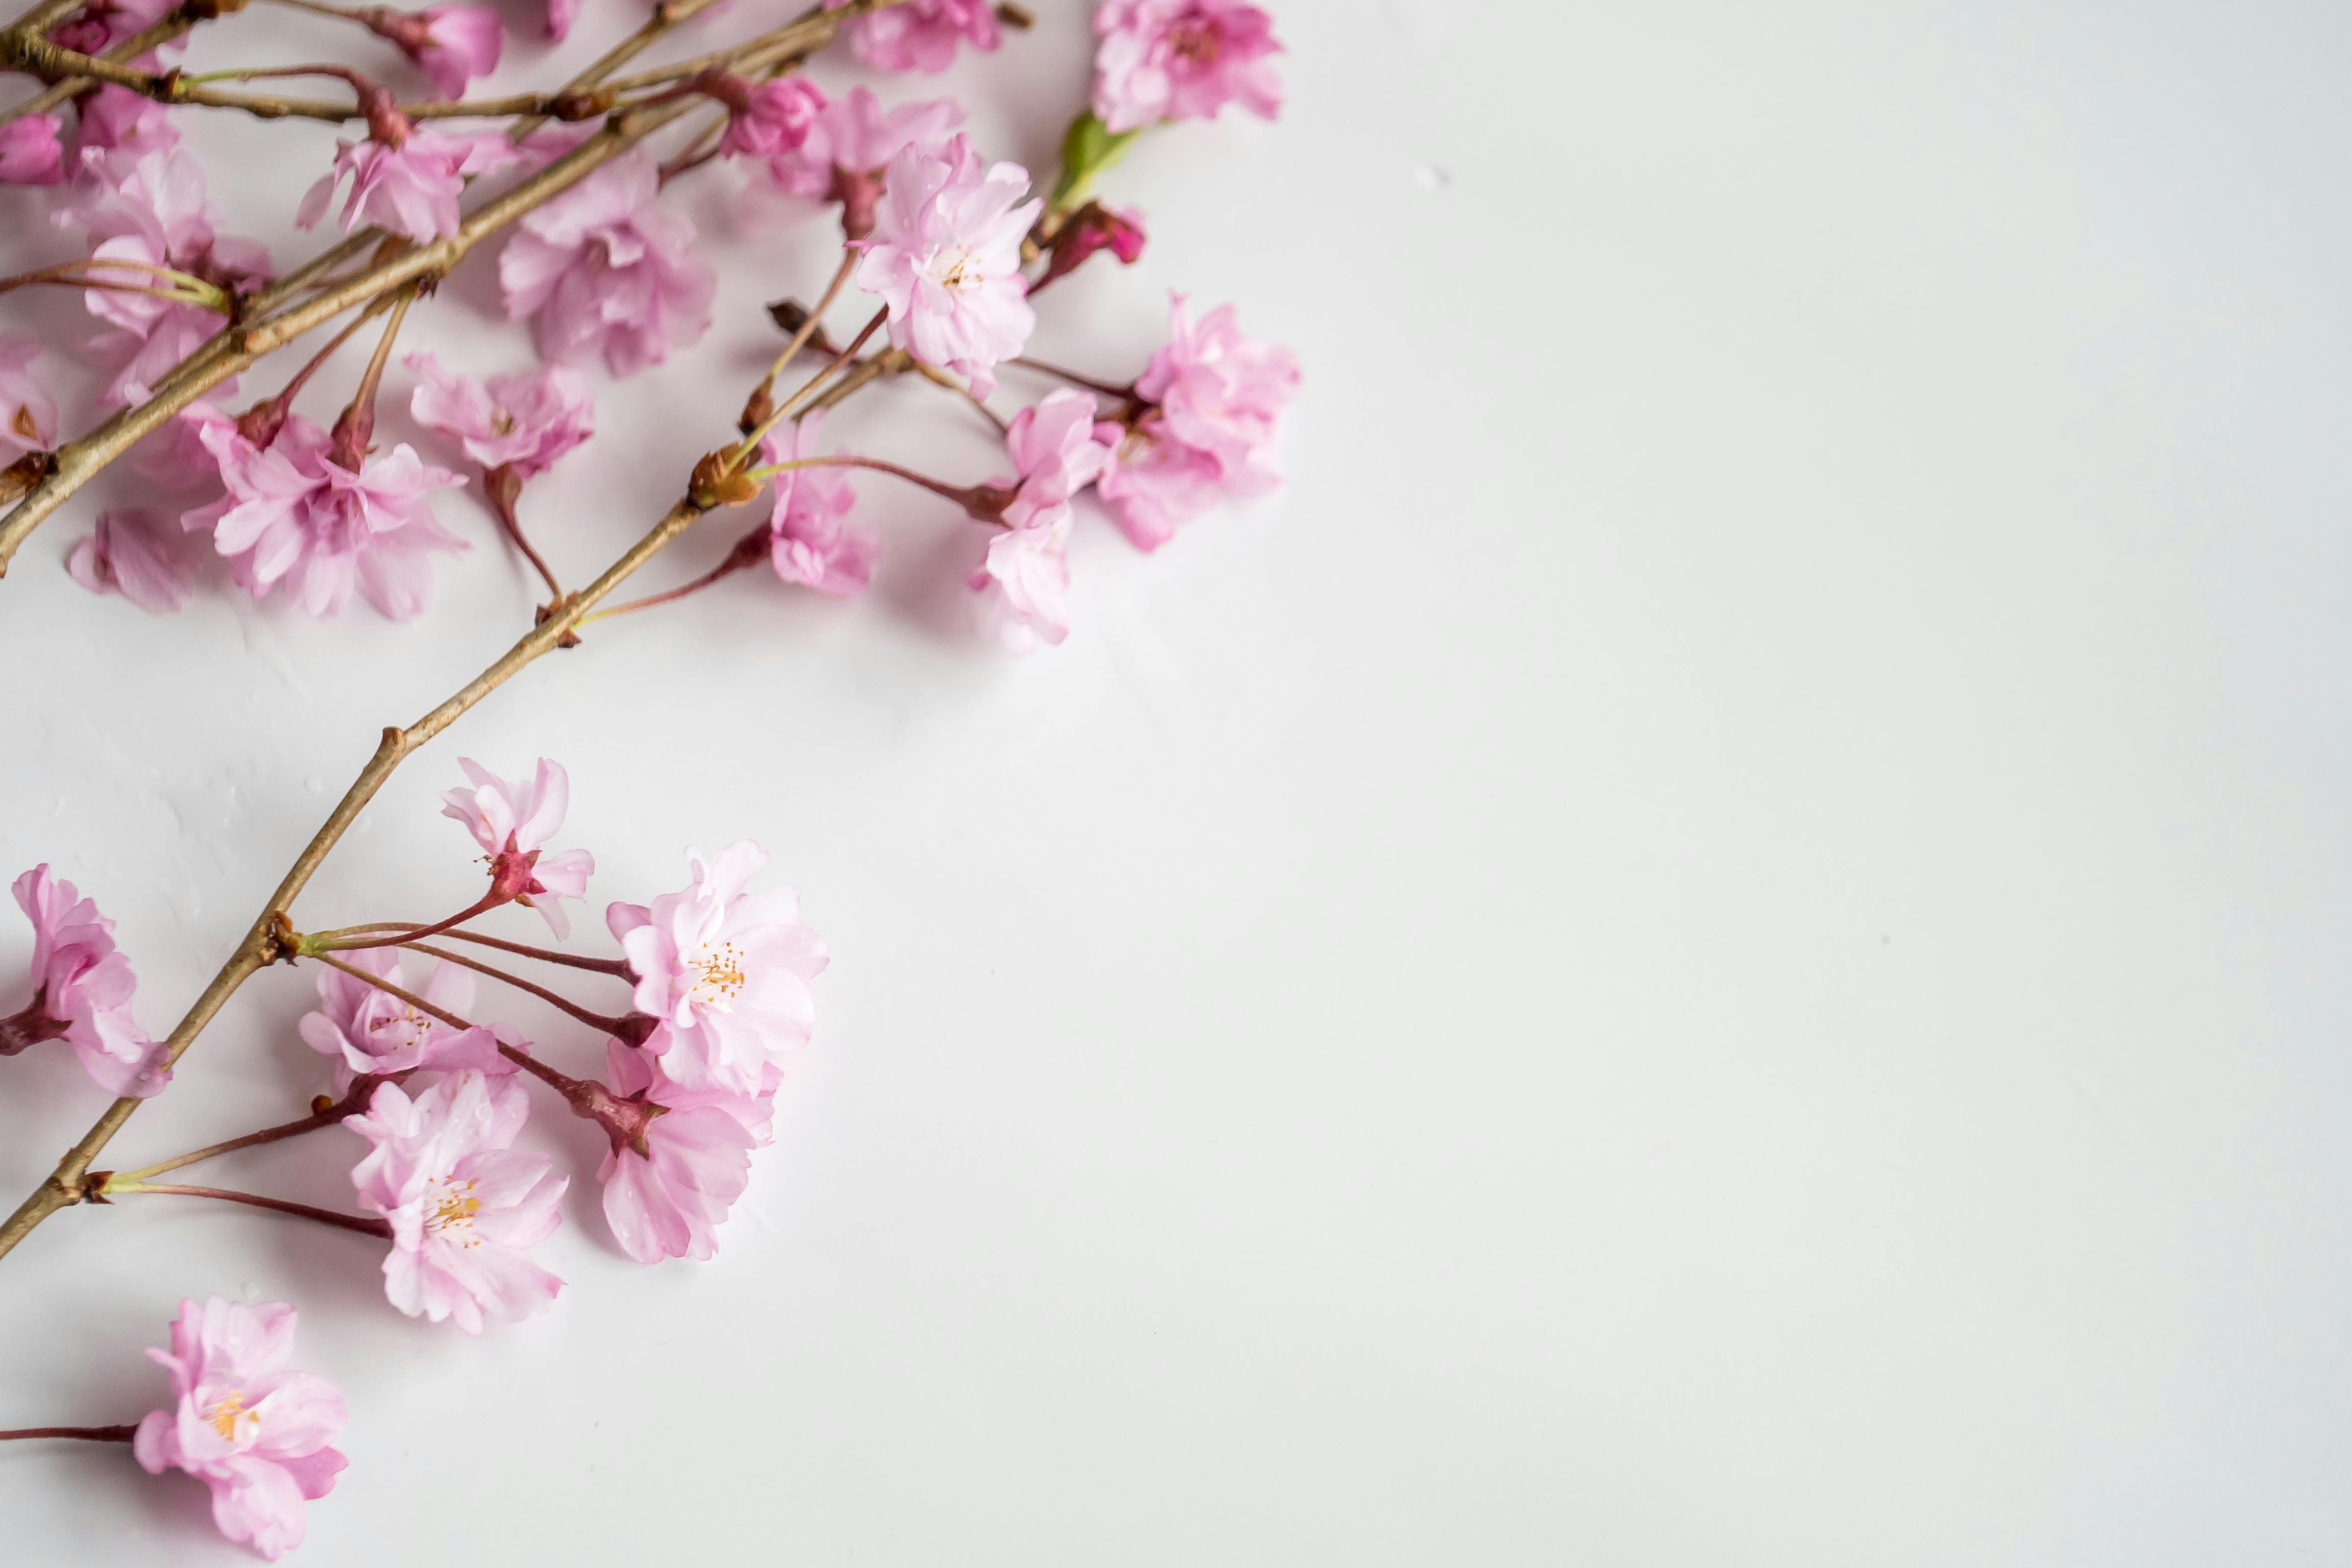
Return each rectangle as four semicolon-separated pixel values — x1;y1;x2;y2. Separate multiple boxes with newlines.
0;1426;137;1443
102;1184;393;1240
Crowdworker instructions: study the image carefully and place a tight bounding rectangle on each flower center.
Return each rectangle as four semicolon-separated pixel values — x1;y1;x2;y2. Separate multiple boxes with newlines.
932;246;982;293
1169;20;1222;65
687;940;747;1011
208;1391;255;1441
426;1176;482;1242
9;406;35;444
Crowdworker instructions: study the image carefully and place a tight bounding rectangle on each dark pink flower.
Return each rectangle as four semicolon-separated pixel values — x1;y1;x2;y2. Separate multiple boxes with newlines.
1035;201;1146;290
713;73;826;162
590;1038;770;1263
348;1069;568;1333
406;351;595;480
439;756;595;936
826;0;998;73
0;336;57;462
761;85;962;238
0;113;64;185
3;864;170;1097
49;0;177;57
133;1297;347;1561
68;83;176;166
1092;0;1283;133
67;508;195;612
1135;291;1296;491
183;412;469;619
297;122;518;243
366;4;504;101
853;134;1039;396
499;146;716;376
760;410;874;596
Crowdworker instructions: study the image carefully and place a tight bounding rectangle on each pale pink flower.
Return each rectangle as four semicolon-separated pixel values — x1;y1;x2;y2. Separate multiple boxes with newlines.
544;0;576;40
715;74;825;161
828;0;998;72
405;351;595;480
137;396;234;488
297;946;505;1092
971;512;1072;653
853;134;1039;397
499;146;716;376
297;125;518;243
57;145;271;407
592;1037;768;1263
348;1069;568;1333
1135;291;1296;490
761;85;962;237
0;113;64;185
995;388;1114;530
67;508;195;612
1091;415;1224;549
1092;0;1283;133
369;5;504;101
182;411;467;618
607;841;825;1096
69;83;177;164
133;1297;347;1562
439;756;595;936
2;865;170;1096
0;336;57;461
760;410;873;595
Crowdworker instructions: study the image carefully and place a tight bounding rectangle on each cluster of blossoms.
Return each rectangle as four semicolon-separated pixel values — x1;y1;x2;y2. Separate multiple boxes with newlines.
1;0;1296;1555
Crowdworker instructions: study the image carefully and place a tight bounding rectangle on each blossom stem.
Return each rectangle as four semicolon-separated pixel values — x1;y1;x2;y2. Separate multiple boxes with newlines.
733;306;888;463
1009;355;1136;400
393;940;633;1033
3;13;197;126
914;363;1008;433
266;293;399;421
255;0;372;21
106;1083;382;1185
307;953;476;1032
329;284;416;464
305;889;504;952
739;453;977;509
103;1183;394;1240
0;1425;137;1443
484;468;565;598
755;250;859;399
496;1038;589;1099
578;526;768;623
305;922;633;976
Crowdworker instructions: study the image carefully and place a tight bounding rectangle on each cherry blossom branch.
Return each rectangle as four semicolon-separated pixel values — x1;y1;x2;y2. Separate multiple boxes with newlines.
0;1425;137;1443
389;939;633;1031
732;306;888;460
303;922;632;977
742;249;858;429
311;935;637;1039
299;888;501;951
100;1182;393;1239
3;9;201;127
0;0;896;568
105;1078;385;1184
1009;354;1137;400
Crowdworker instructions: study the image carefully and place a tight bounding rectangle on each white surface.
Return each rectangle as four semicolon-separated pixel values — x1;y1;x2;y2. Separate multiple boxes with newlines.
5;0;2351;1561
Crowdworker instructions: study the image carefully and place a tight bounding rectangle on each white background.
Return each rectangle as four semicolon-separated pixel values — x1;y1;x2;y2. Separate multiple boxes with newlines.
5;0;2350;1561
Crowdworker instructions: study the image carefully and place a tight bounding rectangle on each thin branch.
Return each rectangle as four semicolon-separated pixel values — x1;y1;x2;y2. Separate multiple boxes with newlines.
0;1425;138;1443
105;1183;393;1240
392;940;635;1035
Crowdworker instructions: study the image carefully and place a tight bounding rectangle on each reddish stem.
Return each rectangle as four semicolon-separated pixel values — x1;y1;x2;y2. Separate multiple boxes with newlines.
0;1425;137;1443
109;1185;391;1240
395;940;634;1035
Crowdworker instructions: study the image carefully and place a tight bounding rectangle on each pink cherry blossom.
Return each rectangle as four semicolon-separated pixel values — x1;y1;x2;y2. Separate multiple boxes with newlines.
133;1297;347;1562
1135;291;1297;491
405;351;595;480
964;391;1114;652
853;133;1039;397
1035;201;1145;291
760;85;962;237
544;0;576;40
2;864;170;1096
439;756;596;936
1092;0;1283;134
369;5;505;101
499;146;716;376
348;1069;568;1333
181;412;468;618
592;1037;769;1263
298;946;506;1092
827;0;998;73
67;508;195;612
714;73;826;161
760;409;873;596
1091;414;1225;550
56;145;271;407
297;124;518;243
51;0;178;55
68;83;177;165
0;336;57;462
0;113;64;185
607;841;825;1096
